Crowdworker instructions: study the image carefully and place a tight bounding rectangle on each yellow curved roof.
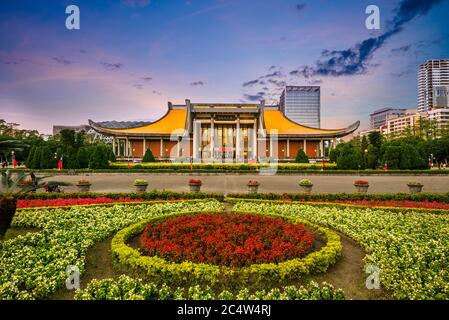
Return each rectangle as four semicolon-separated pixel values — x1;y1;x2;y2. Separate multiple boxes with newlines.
263;110;349;135
92;109;187;135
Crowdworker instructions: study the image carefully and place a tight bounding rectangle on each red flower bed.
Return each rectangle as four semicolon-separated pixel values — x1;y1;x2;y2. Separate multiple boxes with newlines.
330;200;449;210
17;197;144;208
139;213;314;267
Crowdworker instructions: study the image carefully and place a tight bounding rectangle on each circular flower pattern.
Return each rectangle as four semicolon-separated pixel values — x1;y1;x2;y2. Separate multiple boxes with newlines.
139;213;314;267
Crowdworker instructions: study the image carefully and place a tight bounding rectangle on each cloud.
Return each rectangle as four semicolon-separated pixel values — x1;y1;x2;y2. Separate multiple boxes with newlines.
122;0;151;8
190;81;205;86
390;69;414;77
295;3;306;12
391;44;411;53
3;61;19;65
260;71;283;79
242;79;259;87
243;92;265;102
52;57;74;65
289;0;443;77
132;84;143;90
100;62;124;70
267;79;286;88
142;77;152;81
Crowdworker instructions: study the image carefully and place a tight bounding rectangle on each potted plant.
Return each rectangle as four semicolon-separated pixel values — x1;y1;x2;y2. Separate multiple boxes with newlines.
76;179;91;192
354;180;369;193
134;179;148;192
247;180;260;194
407;182;423;193
298;179;313;194
188;179;202;192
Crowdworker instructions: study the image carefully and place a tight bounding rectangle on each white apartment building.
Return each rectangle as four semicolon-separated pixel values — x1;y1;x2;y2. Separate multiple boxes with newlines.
386;109;424;136
427;108;449;131
418;59;449;112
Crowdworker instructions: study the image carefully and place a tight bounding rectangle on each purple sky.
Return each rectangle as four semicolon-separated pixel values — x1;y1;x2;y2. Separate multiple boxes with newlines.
1;0;448;134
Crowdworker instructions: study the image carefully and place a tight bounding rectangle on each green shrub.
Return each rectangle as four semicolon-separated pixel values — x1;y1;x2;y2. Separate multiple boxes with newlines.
89;145;109;169
295;149;309;163
142;149;156;163
134;179;148;186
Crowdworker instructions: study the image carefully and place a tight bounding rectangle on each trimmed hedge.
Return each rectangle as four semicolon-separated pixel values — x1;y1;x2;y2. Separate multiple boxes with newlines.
227;192;449;203
227;198;449;215
9;191;225;202
3;167;449;174
111;211;342;288
74;275;345;300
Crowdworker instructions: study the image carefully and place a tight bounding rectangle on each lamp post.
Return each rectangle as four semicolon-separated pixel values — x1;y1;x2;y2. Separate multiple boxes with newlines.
11;151;16;168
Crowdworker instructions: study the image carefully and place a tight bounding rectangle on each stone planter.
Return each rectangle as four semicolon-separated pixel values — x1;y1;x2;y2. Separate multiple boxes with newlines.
299;185;313;194
76;184;91;192
407;184;423;193
134;184;148;192
189;183;202;193
247;184;259;194
354;184;369;193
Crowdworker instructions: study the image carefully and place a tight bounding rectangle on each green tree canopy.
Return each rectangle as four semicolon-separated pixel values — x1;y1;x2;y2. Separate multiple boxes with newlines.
294;149;309;163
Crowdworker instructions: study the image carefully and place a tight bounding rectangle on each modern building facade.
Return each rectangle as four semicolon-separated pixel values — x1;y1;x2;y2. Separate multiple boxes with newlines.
418;59;449;112
279;86;320;128
427;108;449;132
369;107;407;129
385;109;424;136
89;100;359;162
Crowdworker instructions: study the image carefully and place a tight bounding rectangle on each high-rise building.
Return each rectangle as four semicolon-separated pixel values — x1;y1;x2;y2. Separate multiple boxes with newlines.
279;86;320;128
369;107;407;129
418;59;449;112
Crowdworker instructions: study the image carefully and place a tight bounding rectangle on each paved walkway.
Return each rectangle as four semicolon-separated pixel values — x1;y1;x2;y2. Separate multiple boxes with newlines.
17;173;449;194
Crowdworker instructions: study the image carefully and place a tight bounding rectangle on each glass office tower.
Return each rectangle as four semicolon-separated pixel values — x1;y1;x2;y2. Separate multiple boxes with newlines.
279;86;320;128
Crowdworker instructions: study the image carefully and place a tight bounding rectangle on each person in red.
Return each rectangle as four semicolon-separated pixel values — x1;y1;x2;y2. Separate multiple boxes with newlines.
13;158;17;168
57;156;63;170
383;161;388;171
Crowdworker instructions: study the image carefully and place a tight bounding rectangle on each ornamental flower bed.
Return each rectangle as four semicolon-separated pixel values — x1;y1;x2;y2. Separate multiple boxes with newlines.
329;199;449;210
234;201;449;300
75;275;345;300
16;197;144;208
139;213;314;268
0;200;223;299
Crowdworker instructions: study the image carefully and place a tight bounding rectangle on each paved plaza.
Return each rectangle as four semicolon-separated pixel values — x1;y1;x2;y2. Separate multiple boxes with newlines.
25;173;449;194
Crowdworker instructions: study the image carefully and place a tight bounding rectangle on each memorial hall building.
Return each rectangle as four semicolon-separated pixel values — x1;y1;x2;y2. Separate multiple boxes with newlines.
89;100;359;162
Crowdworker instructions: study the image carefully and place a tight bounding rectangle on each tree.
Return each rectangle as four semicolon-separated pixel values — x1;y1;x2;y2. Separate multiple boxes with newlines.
382;145;401;169
336;144;363;169
142;148;156;163
399;144;427;169
26;146;36;168
329;142;345;163
39;146;53;169
30;147;43;169
107;146;116;162
368;131;382;149
366;145;379;169
89;145;109;169
76;147;91;169
59;129;76;148
294;149;308;163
